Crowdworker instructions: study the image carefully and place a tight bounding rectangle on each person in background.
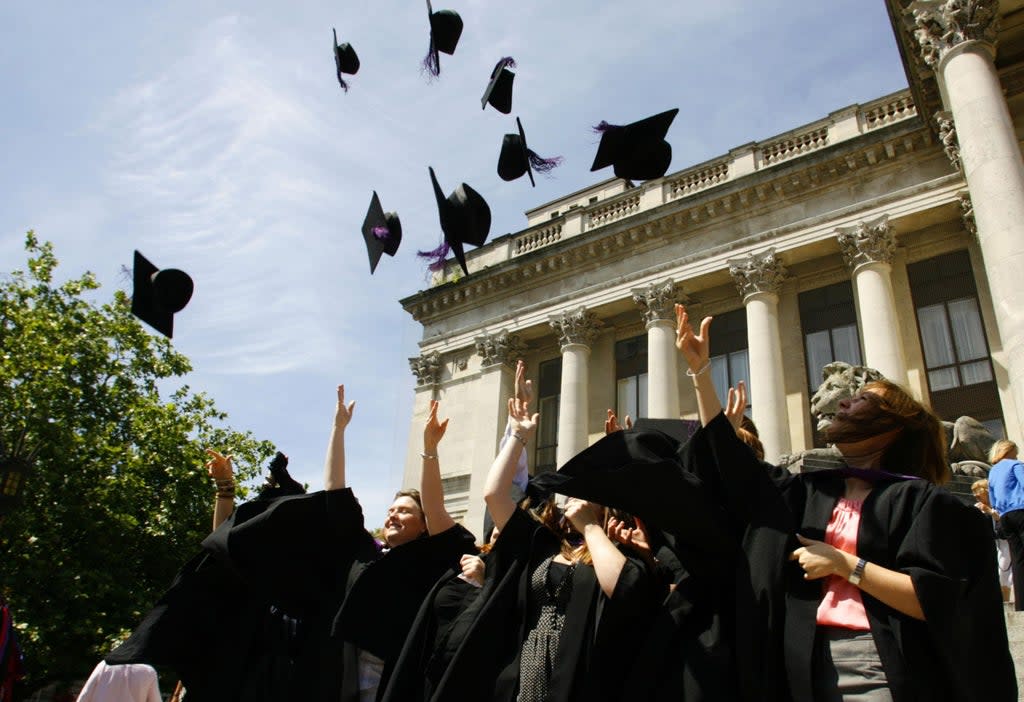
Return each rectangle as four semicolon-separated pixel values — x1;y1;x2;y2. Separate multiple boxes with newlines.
988;439;1023;610
76;661;161;702
972;478;1013;603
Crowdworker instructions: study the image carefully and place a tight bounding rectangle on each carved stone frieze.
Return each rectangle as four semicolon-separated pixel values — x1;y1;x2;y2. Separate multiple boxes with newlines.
836;215;897;269
474;330;525;368
934;111;961;172
409;351;442;386
728;249;787;299
549;307;601;349
910;0;999;69
958;191;977;236
631;280;684;324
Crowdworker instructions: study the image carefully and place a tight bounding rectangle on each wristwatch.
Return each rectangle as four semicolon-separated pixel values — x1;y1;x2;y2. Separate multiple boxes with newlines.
848;557;867;586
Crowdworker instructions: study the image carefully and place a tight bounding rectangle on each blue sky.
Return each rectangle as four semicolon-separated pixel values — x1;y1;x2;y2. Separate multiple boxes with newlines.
0;1;908;529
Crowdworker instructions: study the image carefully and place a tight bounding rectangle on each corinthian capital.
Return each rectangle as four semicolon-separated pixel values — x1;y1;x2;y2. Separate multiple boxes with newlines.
409;351;442;387
836;215;896;270
729;249;787;300
549;307;601;349
909;0;1000;68
631;280;685;324
474;330;525;368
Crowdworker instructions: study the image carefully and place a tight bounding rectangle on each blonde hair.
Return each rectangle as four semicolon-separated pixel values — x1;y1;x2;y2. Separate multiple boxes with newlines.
989;440;1018;464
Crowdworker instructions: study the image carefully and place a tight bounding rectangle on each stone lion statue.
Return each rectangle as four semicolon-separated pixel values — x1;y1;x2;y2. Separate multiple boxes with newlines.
781;361;996;478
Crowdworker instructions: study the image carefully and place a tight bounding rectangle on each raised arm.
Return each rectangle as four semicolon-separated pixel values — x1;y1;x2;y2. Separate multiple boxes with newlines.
421;400;457;535
484;397;538;531
323;384;356;491
565;499;627;598
675;304;723;427
205;448;235;531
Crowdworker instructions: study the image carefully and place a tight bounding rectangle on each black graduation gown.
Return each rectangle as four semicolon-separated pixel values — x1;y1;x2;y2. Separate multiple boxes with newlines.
385;508;659;702
109;488;476;702
681;411;1018;702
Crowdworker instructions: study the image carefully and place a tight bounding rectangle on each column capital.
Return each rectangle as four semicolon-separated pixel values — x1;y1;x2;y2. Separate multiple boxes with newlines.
631;280;687;325
836;215;896;270
549;307;601;349
909;0;999;69
729;249;787;300
409;351;442;387
958;191;977;237
935;111;962;172
474;329;525;368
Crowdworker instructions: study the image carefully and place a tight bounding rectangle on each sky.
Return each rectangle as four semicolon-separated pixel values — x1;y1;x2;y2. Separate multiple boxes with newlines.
0;1;909;529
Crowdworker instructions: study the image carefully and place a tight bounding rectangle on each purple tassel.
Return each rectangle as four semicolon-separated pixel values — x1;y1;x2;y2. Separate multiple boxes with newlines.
527;149;563;175
497;56;516;70
593;120;620;134
417;240;450;271
372;225;390;239
422;43;440;79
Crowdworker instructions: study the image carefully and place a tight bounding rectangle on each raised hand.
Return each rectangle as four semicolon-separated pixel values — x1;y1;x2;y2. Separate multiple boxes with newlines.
564;497;604;532
204;448;234;481
604;409;633;435
725;381;747;431
334;384;356;430
607;514;653;558
514;359;534;405
674;304;712;375
424;400;450;453
508;396;539;440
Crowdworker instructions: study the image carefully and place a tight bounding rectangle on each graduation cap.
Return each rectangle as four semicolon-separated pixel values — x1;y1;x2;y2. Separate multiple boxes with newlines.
417;167;491;277
590;108;679;182
361;191;402;274
131;250;194;339
481;57;516;114
422;0;463;78
332;29;360;92
529;426;729;552
497;117;563;187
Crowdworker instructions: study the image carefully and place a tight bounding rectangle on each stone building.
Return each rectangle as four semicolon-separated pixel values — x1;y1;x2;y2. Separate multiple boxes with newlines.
400;0;1024;534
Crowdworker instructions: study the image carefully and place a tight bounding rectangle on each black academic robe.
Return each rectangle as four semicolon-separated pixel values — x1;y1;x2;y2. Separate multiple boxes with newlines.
681;412;1018;702
109;488;475;702
384;508;659;702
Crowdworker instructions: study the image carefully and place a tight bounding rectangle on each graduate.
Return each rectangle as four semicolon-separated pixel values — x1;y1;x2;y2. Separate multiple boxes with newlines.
108;386;475;702
673;304;1017;702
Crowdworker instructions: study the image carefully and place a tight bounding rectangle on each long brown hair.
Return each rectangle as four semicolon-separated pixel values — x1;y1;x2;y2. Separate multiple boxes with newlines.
520;496;596;565
861;380;949;484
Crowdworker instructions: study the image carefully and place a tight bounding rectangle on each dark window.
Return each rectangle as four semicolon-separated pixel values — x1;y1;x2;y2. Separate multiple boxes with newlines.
708;308;750;410
535;358;562;474
908;250;1003;436
799;281;862;391
615;335;648;420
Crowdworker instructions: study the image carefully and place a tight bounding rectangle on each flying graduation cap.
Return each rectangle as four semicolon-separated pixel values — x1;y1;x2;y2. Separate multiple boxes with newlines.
130;250;194;339
361;191;402;274
481;57;516;114
497;117;563;187
591;108;679;182
422;0;463;78
418;167;490;277
332;29;360;92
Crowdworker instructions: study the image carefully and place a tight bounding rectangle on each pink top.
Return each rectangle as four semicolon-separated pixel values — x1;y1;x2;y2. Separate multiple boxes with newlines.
815;497;871;630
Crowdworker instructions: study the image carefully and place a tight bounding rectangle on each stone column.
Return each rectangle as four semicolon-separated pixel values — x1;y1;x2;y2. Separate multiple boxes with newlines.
404;351;443;489
632;280;682;418
912;1;1024;427
729;250;790;462
836;215;908;385
549;308;600;467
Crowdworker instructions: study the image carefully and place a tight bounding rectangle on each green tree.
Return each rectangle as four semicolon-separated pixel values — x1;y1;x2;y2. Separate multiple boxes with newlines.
0;233;275;695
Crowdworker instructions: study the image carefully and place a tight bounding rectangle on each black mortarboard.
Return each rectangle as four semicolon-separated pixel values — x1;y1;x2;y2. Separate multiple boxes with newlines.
497;117;563;188
332;29;360;92
530;427;728;552
361;191;402;274
590;108;679;181
423;0;463;78
421;167;491;276
131;250;194;339
481;57;515;114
